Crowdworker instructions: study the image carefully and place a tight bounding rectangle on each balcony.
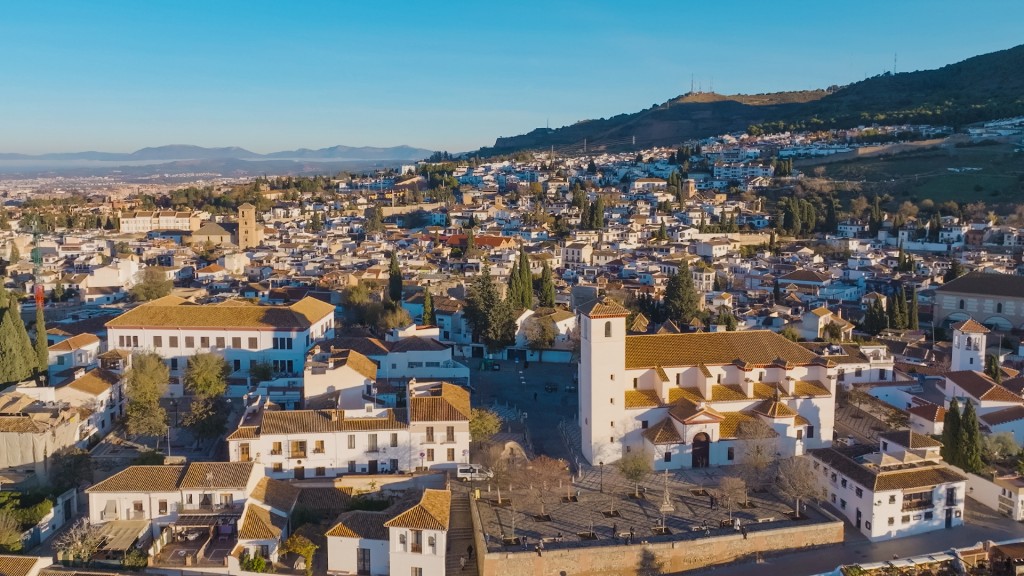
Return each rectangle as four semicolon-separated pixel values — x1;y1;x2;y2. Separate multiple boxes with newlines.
312;448;325;454
410;543;422;553
289;452;307;460
270;449;282;456
902;499;933;512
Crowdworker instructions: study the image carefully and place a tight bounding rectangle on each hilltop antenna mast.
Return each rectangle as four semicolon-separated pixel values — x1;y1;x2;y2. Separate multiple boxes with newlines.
710;76;714;93
690;74;694;94
893;52;897;74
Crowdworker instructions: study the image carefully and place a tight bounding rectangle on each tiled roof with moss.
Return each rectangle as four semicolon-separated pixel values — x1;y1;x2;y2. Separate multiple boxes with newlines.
624;390;660;409
383;489;451;531
250;477;301;514
180;462;254;489
105;296;333;329
624;331;819;369
260;409;405;435
409;383;470;422
642;418;682;445
238;504;281;540
87;466;185;493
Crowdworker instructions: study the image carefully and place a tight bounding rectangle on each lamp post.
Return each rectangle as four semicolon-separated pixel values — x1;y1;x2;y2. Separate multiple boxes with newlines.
419;451;425;471
599;461;604;493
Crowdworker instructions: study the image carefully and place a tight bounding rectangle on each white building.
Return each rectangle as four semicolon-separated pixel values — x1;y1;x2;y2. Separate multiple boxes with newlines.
118;211;203;234
808;431;966;541
105;295;335;397
577;297;837;468
326;489;451;576
227;381;470;478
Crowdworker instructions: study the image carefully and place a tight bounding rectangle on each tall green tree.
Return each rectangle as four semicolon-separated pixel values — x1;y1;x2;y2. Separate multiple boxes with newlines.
944;259;965;283
421;289;434;326
0;287;36;385
7;244;18;264
941;398;962;467
960;401;984;473
184;352;229;398
664;263;700;324
125;353;169;440
985;354;1003;384
34;307;48;376
539;261;556;307
130;267;172;302
465;266;516;353
517;248;533;308
907;290;919;330
388;253;403;303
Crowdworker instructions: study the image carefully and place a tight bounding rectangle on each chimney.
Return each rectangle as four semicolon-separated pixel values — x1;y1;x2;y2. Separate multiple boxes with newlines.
784;376;796;396
741;377;755;398
73;367;87;380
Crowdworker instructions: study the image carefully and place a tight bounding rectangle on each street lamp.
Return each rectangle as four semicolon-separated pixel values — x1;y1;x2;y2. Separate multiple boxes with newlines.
419;451;425;471
600;461;604;493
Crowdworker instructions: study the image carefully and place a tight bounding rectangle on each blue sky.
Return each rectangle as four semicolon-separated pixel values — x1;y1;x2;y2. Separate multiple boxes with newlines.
2;1;1022;154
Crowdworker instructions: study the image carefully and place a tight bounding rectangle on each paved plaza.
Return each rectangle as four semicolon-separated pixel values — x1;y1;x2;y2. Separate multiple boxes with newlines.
471;463;830;553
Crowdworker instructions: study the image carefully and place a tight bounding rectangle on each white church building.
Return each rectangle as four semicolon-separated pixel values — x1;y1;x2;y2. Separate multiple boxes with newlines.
577;297;839;468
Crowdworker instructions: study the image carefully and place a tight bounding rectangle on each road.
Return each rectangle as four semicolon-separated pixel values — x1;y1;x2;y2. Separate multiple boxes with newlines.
683;498;1024;576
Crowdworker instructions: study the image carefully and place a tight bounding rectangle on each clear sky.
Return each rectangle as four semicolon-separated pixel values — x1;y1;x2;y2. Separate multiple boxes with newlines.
2;1;1022;155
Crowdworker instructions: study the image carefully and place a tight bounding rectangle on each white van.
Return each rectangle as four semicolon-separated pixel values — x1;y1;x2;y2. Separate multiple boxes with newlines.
456;465;493;482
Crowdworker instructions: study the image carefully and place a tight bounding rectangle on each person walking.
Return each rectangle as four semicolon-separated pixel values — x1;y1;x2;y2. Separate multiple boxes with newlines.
460;555;467;570
467;544;474;559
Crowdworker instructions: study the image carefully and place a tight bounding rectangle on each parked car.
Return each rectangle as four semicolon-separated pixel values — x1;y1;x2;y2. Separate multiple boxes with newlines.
491;362;501;371
565;384;577;393
457;465;493;482
544;383;558;392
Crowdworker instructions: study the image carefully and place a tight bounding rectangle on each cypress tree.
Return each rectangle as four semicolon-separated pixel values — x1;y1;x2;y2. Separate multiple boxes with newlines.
35;306;48;377
664;262;700;324
518;248;533;309
885;296;896;331
941;398;962;467
539;261;556;307
985;354;1002;384
507;259;524;311
908;290;919;330
960;401;984;473
0;289;36;385
388;253;403;304
421;289;434;326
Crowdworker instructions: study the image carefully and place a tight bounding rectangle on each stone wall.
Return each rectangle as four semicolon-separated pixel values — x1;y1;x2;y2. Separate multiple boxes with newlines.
475;518;844;576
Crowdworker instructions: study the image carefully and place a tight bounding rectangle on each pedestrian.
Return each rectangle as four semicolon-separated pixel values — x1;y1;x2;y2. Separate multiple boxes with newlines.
741;525;748;540
467;544;474;559
612;522;618;541
629;526;635;544
460;555;467;570
534;392;538;401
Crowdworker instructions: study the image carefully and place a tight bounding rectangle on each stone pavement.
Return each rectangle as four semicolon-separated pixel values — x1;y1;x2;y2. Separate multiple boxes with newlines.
473;462;828;554
447;485;479;576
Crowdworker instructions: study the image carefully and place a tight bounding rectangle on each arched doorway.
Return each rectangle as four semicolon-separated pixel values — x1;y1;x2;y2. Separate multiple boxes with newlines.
692;433;710;469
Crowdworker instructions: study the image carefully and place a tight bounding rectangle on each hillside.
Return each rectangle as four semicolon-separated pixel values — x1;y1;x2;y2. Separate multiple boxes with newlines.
482;44;1024;155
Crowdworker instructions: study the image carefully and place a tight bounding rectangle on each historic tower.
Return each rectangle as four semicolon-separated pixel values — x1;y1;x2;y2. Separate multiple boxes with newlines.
951;318;988;372
237;203;260;250
578;297;629;465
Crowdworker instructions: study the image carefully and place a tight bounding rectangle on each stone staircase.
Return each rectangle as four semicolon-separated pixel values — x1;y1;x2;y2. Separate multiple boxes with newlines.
446;491;479;576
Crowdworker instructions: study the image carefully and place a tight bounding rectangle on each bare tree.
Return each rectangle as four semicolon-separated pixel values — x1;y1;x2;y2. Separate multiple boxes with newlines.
616;454;652;498
54;518;104;564
736;420;778;492
529;455;570;516
775;457;825;518
712;476;748;521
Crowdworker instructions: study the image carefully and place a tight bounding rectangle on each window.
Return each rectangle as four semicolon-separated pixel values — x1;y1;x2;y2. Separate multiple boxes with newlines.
889;495;896;504
271;442;282;455
998;303;1003;313
807;426;815;439
797;429;803;440
605;321;612;337
641;421;649;429
901;515;910;524
727;447;734;461
841;479;847;488
391;433;398;447
426;427;435;443
924;511;933;520
316;467;326;477
610;397;614;405
314;440;324;454
200;337;209;348
348;435;356;449
232;337;241;348
185;336;195;348
959;299;965;310
855;487;863;498
840;499;846;510
249;337;258;349
367;434;378;452
169;336;178;347
216;337;225;348
239;443;250;462
664;452;671;462
290;441;306;458
447;448;455;462
153;336;163;347
272;463;283;473
864;521;871;530
446;426;455;442
426;449;434;462
633;378;638;389
882;441;888;451
169;358;178;371
888;517;895;526
854;368;862;377
348;461;356;473
158;500;168;515
411;568;423;576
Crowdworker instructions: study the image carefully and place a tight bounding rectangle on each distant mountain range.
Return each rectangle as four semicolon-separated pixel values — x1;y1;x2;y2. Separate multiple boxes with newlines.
481;43;1024;155
0;144;434;162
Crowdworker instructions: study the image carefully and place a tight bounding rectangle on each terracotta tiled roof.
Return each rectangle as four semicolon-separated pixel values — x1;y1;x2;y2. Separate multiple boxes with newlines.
793;380;832;397
297;487;353;518
179;462;254;489
810;447;967;492
718;412;760;439
48;333;101;352
0;555;43;576
981;406;1024;427
250;477;301;514
908;402;946;423
946;371;1023;404
65;369;119;396
105;296;332;329
579;297;630;318
624;390;660;409
326;510;392;540
227;426;258;440
642;418;682;445
879;430;941;449
260;409;405;435
952;318;990;334
87;466;184;493
409;384;470;422
752;399;797;419
937;271;1024;298
238;504;281;540
669;400;725;424
624;331;819;370
384;489;451;530
326;349;379;380
654;366;670;383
